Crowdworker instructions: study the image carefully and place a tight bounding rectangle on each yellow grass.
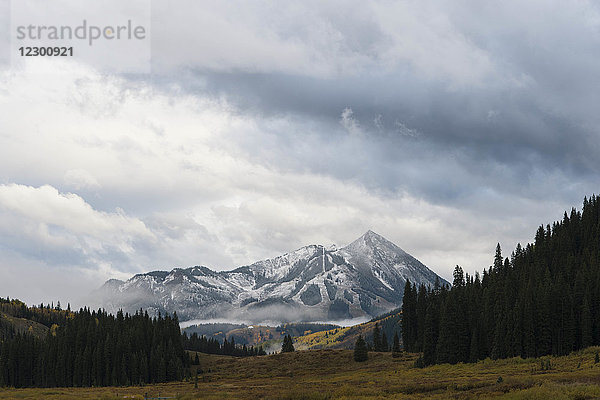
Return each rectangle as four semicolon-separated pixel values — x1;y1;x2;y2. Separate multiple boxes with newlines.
2;347;600;399
295;327;350;349
295;313;401;350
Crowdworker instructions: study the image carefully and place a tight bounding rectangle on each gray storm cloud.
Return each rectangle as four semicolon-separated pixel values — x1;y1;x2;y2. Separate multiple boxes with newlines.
1;0;599;306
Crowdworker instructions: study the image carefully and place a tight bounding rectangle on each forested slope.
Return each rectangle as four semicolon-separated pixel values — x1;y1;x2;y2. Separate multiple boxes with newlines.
0;299;187;388
402;195;600;365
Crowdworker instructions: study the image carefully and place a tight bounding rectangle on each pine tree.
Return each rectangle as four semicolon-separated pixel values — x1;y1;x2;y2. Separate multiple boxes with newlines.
436;295;459;364
401;280;417;352
354;335;368;362
392;332;401;358
381;331;388;352
416;284;428;352
493;244;503;272
469;329;479;363
281;335;295;353
453;265;465;287
372;323;382;352
581;298;592;348
423;299;439;366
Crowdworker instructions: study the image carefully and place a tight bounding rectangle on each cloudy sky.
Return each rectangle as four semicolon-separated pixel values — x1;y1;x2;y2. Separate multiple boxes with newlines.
1;0;600;307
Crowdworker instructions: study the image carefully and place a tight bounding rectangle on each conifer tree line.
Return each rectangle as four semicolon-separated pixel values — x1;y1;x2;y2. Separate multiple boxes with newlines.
182;332;266;356
402;195;600;365
365;309;401;352
0;306;188;388
353;323;402;362
371;323;389;352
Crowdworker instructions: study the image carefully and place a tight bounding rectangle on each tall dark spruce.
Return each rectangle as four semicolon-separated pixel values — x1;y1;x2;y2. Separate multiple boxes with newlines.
402;195;600;365
392;332;401;357
372;323;382;352
354;335;368;362
281;334;295;353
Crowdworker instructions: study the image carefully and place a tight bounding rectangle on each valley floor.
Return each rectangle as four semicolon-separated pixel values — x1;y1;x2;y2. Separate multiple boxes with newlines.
3;348;600;399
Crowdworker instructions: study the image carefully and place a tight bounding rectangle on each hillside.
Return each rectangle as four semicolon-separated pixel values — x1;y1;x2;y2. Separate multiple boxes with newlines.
2;347;600;399
0;311;48;340
295;309;401;350
0;298;70;341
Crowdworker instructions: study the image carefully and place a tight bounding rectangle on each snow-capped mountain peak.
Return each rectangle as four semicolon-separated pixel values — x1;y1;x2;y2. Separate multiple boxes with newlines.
95;231;448;323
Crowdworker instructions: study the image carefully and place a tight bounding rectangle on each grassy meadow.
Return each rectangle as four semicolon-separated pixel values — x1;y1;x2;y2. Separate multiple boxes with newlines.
2;347;600;399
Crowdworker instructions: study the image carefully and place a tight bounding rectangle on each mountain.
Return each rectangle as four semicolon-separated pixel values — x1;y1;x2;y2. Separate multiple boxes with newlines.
95;230;448;323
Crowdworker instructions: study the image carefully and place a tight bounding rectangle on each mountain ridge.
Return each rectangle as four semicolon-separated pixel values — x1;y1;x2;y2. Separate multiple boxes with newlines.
95;230;448;323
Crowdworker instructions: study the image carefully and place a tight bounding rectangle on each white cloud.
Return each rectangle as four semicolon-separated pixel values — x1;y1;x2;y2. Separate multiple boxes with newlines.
64;169;101;190
0;60;522;306
339;107;361;136
0;183;155;264
1;0;599;311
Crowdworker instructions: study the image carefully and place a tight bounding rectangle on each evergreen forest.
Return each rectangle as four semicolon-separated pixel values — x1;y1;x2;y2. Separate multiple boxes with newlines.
402;195;600;365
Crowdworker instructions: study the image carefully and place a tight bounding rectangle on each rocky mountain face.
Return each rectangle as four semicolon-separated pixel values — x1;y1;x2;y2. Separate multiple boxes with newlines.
95;231;448;323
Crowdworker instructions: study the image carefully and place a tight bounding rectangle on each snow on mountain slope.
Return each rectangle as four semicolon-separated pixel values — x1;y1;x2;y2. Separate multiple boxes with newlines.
95;231;449;323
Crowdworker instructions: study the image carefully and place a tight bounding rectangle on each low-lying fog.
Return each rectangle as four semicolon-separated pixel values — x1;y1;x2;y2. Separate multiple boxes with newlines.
180;316;370;330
